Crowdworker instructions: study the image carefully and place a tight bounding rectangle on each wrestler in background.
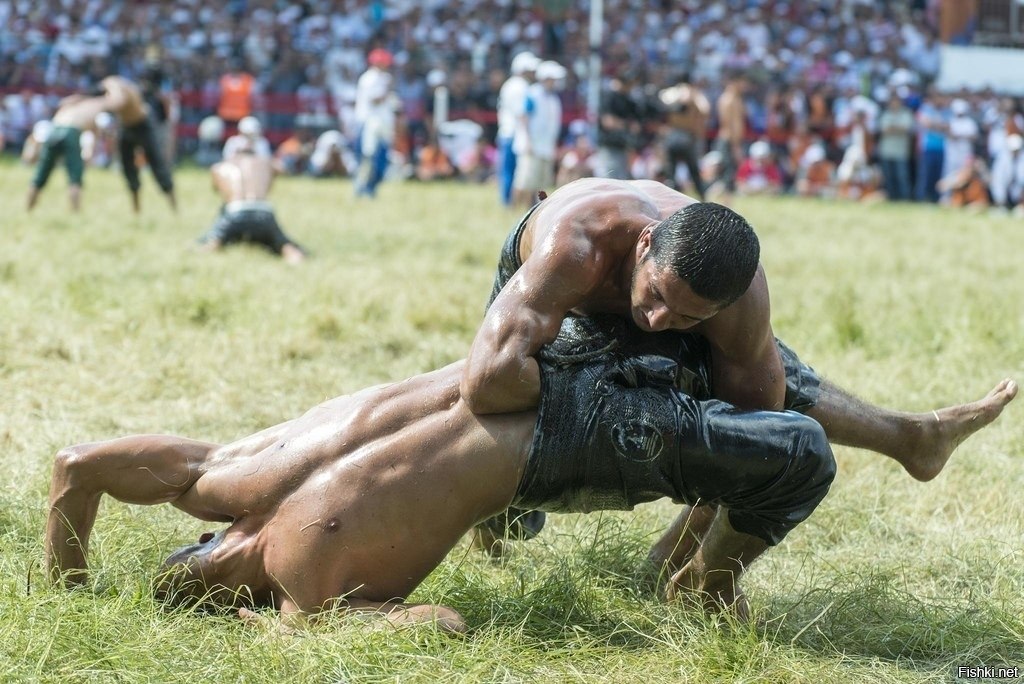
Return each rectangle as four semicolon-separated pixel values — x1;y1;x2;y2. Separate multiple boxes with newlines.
659;75;710;200
25;94;106;212
197;143;306;264
101;75;177;213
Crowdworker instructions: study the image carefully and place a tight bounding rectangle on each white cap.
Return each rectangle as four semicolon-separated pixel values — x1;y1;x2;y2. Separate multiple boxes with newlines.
510;51;541;75
536;60;567;81
1009;134;1024;152
239;116;262;136
426;68;446;88
198;115;225;142
951;98;970;116
749;140;771;159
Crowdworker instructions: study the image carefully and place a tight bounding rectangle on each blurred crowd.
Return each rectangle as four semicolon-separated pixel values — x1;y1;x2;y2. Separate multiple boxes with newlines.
3;0;1024;211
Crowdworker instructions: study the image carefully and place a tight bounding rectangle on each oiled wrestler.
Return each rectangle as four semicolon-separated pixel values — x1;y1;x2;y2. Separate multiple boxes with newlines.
197;146;306;264
47;323;878;628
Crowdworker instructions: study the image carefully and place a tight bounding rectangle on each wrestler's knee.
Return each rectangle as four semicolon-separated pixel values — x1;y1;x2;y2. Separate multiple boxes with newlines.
789;414;836;506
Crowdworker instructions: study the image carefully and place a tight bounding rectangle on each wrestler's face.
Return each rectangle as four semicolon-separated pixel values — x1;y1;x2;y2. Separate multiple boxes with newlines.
630;238;720;333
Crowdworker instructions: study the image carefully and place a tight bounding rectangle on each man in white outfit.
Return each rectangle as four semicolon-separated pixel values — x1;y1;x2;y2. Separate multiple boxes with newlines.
943;99;978;179
990;133;1024;213
354;48;397;197
512;60;566;206
496;51;540;206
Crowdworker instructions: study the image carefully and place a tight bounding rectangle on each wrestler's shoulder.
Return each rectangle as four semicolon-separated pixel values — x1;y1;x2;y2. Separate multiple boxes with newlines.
543;178;663;227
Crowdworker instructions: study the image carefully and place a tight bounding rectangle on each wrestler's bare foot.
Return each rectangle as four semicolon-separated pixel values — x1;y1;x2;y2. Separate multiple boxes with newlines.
901;379;1017;482
643;504;716;591
665;567;750;621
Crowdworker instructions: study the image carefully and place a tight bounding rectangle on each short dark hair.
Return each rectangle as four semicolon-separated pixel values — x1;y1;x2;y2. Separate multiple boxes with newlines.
648;202;760;305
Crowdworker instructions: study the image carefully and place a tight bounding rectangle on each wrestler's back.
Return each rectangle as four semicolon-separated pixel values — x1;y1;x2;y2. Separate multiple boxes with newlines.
199;362;534;609
520;178;700;263
53;98;106;130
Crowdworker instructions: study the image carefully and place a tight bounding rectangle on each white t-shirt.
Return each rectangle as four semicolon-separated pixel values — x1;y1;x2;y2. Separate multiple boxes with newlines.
514;83;562;160
354;66;391;124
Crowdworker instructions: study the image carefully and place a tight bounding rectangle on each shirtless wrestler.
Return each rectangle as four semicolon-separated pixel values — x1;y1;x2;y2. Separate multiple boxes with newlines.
196;146;306;263
46;333;840;629
25;94;106;212
460;176;1018;570
659;76;711;200
100;75;177;213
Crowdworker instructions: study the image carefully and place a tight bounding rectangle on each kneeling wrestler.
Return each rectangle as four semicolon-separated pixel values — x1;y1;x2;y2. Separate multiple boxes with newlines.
197;145;306;264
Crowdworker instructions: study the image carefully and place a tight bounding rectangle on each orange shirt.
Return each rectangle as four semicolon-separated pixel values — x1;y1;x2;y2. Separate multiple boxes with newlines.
218;73;254;122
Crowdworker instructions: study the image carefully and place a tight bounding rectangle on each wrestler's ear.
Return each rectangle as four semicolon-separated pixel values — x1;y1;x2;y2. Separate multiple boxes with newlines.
636;228;653;261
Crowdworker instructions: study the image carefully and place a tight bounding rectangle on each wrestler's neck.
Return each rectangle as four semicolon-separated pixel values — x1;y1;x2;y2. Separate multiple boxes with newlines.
569;234;644;319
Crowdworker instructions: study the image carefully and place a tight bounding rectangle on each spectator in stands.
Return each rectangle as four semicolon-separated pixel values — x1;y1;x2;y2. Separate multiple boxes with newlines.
496;51;539;206
944;98;980;187
937;156;990;210
556;120;595;187
916;90;947;203
512;60;565;206
837;108;877;200
308;130;349;178
275;128;313;176
737;140;783;196
796;143;836;199
354;48;397;198
878;91;915;201
217;58;256;126
990;133;1024;214
415;134;456;182
223;116;271;160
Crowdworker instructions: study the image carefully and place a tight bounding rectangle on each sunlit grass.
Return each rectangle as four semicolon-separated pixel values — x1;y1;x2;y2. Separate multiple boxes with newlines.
1;159;1021;682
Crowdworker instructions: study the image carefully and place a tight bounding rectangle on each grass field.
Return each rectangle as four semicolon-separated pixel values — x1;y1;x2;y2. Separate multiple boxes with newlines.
1;159;1022;683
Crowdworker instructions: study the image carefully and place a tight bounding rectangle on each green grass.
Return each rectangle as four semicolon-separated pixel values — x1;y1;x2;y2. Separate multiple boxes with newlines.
1;159;1022;683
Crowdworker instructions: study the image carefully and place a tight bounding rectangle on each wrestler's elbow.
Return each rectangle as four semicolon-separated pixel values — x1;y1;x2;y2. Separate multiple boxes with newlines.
459;372;508;414
51;445;94;492
460;360;537;415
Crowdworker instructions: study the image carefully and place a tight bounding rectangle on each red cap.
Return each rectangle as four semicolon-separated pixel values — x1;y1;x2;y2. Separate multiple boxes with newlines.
367;49;393;67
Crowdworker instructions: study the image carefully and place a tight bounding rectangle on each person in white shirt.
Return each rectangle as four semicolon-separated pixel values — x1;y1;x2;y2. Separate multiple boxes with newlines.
512;60;565;206
990;133;1024;212
222;116;271;159
496;51;539;206
308;129;350;177
944;99;978;179
353;48;397;197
